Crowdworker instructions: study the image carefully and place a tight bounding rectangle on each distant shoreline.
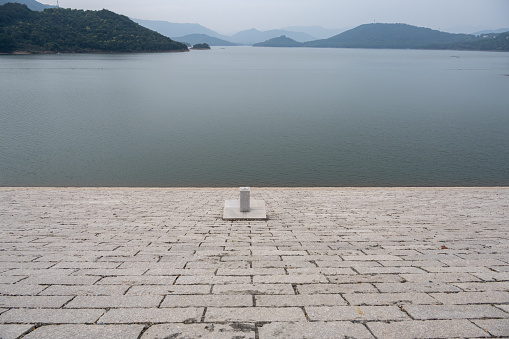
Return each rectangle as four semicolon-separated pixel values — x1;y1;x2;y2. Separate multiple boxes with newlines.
3;46;509;55
0;49;189;55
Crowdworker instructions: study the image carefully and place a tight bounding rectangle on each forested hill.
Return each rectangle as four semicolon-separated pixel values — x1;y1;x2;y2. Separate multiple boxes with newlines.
304;23;477;49
430;31;509;51
0;3;188;53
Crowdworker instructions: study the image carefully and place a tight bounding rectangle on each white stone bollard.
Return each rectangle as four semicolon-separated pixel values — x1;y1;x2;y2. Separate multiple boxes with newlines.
240;187;250;212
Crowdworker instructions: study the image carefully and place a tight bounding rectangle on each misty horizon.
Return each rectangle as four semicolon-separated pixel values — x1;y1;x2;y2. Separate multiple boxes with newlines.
38;0;508;35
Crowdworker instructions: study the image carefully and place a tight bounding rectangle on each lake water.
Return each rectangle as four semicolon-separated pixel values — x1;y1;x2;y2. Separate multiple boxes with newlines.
1;47;508;186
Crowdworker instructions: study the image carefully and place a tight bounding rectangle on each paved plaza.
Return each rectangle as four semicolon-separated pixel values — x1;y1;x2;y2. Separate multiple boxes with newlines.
0;187;508;338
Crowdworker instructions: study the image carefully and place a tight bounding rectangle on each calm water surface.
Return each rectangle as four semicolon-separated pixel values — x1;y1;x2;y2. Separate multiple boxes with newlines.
1;47;508;186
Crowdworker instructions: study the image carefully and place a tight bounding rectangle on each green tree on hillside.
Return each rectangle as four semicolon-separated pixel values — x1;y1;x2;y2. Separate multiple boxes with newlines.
0;3;188;53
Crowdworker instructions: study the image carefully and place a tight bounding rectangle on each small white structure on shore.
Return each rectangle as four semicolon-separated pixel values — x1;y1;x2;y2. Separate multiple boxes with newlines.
223;187;267;220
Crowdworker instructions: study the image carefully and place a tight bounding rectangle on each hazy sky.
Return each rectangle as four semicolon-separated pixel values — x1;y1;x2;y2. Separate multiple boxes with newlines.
52;0;509;34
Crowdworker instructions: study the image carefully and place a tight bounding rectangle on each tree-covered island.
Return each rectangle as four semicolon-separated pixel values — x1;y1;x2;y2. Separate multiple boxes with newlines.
0;3;188;53
190;43;211;50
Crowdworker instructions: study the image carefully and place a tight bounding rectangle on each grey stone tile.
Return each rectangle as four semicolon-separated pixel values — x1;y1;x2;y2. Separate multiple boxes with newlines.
52;262;120;269
368;320;490;339
327;274;404;283
142;323;256;338
256;294;347;307
251;260;316;268
298;283;377;294
205;307;305;322
0;284;47;296
145;268;216;276
403;304;509;320
186;261;249;269
454;281;509;291
421;266;492;273
473;319;509;337
221;255;280;262
306;305;409;321
98;308;204;324
0;296;72;308
0;309;105;324
161;295;253;307
400;272;481;283
440;259;507;267
376;282;461;293
175;275;251;284
126;285;211;295
65;295;163;308
354;266;426;274
0;276;28;284
19;275;101;285
252;249;307;256
2;268;75;277
118;262;188;270
472;271;509;281
379;260;445;267
258;321;374;339
96;275;177;285
70;268;148;276
253;274;327;284
216;268;286;276
316;260;382;268
212;283;294;295
430;291;509;304
23;325;144;339
0;325;34;339
344;292;437;306
342;255;403;261
287;267;356;275
40;285;129;296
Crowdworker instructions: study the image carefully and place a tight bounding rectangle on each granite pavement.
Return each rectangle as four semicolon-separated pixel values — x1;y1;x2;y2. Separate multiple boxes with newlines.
0;187;508;338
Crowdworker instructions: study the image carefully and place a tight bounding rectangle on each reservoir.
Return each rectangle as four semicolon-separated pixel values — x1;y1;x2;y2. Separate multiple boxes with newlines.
1;47;508;186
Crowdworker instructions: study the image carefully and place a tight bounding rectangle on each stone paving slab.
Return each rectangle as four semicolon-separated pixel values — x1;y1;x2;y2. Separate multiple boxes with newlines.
1;187;509;338
22;325;144;339
0;308;105;324
367;320;491;339
141;323;256;339
0;325;34;339
473;319;509;337
258;321;374;339
306;305;410;321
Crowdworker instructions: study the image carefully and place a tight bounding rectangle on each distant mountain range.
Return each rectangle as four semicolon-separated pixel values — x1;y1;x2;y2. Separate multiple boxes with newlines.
0;0;55;10
132;19;509;49
254;24;509;51
282;26;349;39
471;28;509;36
131;19;221;40
132;19;324;46
172;34;238;47
228;28;315;45
3;0;509;51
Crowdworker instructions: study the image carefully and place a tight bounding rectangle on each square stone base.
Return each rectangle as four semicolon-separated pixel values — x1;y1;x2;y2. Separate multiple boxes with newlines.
223;200;267;220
